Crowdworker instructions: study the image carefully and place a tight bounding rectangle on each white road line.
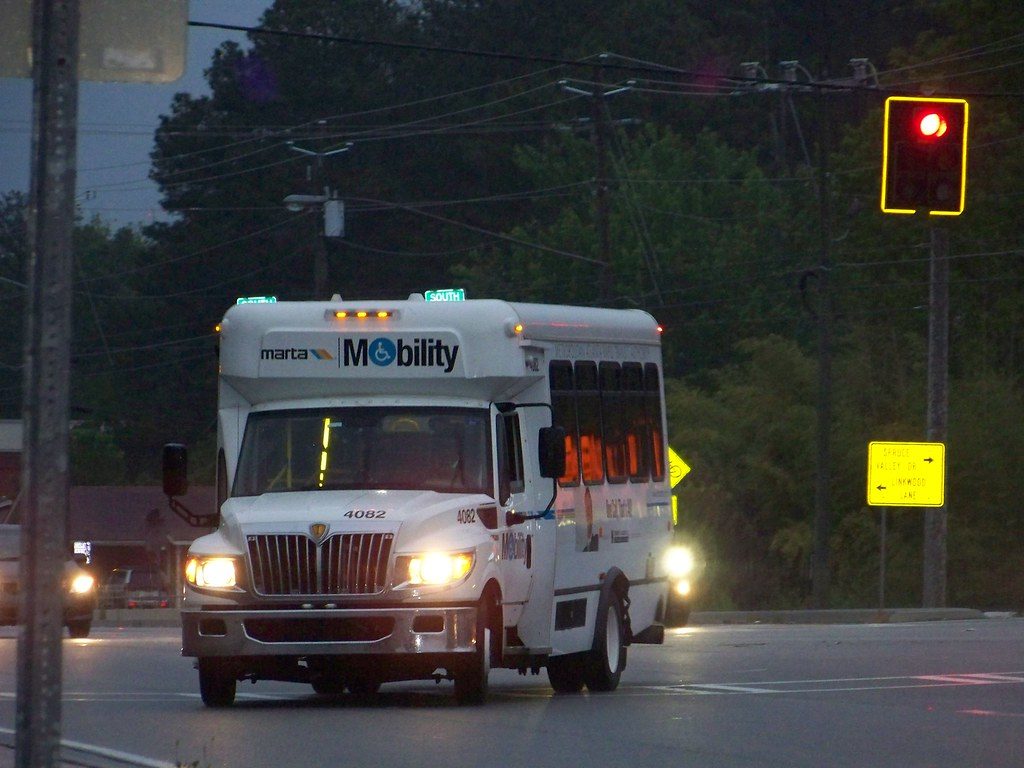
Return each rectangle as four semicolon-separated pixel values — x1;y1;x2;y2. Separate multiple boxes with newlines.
0;726;177;768
682;683;777;694
655;671;1024;696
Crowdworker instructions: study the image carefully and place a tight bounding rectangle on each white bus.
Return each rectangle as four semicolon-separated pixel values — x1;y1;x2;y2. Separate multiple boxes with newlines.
164;295;682;706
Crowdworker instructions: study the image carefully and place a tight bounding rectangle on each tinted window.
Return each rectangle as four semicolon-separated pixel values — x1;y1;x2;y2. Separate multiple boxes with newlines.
575;362;604;484
550;361;581;486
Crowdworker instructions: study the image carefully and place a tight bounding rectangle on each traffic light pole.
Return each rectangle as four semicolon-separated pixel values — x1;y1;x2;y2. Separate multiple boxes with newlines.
923;223;949;608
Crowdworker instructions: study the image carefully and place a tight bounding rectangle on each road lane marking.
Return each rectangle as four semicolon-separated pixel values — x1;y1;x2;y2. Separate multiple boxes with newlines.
656;671;1024;696
959;709;1024;719
676;683;777;694
0;726;177;768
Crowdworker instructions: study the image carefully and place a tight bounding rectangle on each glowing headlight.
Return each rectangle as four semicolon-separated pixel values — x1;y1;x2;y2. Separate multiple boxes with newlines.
69;573;95;595
665;546;696;579
185;557;237;589
402;551;474;586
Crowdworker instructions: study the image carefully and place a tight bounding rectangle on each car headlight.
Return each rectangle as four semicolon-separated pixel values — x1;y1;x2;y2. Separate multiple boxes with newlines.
395;551;474;587
185;557;238;589
672;578;692;597
69;573;95;595
665;546;696;579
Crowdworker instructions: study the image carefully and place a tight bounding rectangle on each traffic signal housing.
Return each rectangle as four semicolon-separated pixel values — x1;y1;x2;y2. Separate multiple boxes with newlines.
881;96;969;216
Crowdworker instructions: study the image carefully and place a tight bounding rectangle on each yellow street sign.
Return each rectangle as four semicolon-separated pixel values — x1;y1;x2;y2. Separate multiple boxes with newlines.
668;447;691;489
867;441;945;507
668;447;690;527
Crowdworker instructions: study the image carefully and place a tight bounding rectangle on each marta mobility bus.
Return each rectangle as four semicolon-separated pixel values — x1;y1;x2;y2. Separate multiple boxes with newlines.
164;294;686;706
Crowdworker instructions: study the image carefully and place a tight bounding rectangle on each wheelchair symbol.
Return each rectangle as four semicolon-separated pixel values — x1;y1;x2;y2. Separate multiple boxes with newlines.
369;338;396;366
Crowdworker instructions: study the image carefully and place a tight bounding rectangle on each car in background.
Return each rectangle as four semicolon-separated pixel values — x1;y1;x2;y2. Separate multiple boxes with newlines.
101;567;170;609
663;542;703;627
0;524;97;638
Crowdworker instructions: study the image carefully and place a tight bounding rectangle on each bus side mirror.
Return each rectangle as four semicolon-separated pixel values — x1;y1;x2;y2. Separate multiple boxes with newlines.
163;443;188;497
538;426;566;479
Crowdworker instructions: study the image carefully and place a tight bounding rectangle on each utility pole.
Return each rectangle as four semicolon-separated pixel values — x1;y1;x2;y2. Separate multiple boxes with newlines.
766;58;834;608
560;68;631;306
923;223;949;607
592;69;613;305
811;74;835;609
17;1;79;766
287;133;351;298
760;57;875;608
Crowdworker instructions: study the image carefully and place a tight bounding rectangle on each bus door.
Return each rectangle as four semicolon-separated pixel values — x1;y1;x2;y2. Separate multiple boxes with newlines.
494;408;533;624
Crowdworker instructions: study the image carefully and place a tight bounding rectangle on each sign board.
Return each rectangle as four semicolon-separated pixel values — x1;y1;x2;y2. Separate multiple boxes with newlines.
668;446;690;488
668;446;691;527
867;441;945;507
236;296;277;305
0;0;188;82
424;288;466;302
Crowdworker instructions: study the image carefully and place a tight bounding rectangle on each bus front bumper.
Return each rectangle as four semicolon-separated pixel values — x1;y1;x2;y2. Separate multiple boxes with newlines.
181;604;478;658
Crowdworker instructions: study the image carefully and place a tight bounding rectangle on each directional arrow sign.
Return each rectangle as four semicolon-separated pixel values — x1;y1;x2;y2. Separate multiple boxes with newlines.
667;446;691;489
667;447;691;527
867;441;945;507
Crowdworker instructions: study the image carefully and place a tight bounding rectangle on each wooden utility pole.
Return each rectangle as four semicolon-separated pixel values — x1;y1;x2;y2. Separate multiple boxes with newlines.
16;1;79;766
811;85;834;610
560;68;631;306
591;69;613;304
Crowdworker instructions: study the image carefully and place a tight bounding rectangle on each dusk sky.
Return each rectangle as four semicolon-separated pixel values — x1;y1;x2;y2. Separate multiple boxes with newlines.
0;1;273;228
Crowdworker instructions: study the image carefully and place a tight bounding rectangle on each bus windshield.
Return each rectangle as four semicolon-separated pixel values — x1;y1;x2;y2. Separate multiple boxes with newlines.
233;407;492;497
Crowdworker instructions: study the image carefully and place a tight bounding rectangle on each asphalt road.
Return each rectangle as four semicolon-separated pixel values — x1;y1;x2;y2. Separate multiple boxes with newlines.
2;618;1022;768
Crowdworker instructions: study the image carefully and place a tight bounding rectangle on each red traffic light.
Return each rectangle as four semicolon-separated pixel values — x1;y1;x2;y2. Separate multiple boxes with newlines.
881;96;969;216
918;112;948;139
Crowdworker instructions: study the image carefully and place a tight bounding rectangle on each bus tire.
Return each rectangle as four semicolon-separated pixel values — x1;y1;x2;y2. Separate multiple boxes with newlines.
584;591;626;692
454;596;494;705
454;610;489;708
311;676;346;695
66;619;91;639
198;658;236;708
547;653;586;693
346;675;382;696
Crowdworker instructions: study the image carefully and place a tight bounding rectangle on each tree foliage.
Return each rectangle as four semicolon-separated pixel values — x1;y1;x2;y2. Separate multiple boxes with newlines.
2;0;1022;608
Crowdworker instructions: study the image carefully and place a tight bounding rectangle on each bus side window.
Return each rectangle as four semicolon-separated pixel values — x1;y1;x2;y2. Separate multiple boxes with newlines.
600;361;628;483
549;360;580;486
623;362;647;481
644;363;666;481
575;361;604;485
496;412;524;504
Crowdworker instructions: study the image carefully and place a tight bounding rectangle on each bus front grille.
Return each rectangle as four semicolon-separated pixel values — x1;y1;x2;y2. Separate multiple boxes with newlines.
247;533;393;596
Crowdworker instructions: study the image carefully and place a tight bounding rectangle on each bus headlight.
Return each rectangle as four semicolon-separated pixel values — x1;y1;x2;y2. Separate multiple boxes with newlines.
396;551;474;587
69;573;95;595
664;546;696;579
185;557;238;589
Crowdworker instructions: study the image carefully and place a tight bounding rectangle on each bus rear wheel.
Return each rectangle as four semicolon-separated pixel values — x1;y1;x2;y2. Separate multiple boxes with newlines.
546;653;586;693
584;592;626;692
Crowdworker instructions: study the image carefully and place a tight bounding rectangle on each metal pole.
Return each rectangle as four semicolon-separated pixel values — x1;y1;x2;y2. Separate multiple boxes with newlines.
878;507;887;610
923;224;949;608
16;1;80;766
313;186;328;299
